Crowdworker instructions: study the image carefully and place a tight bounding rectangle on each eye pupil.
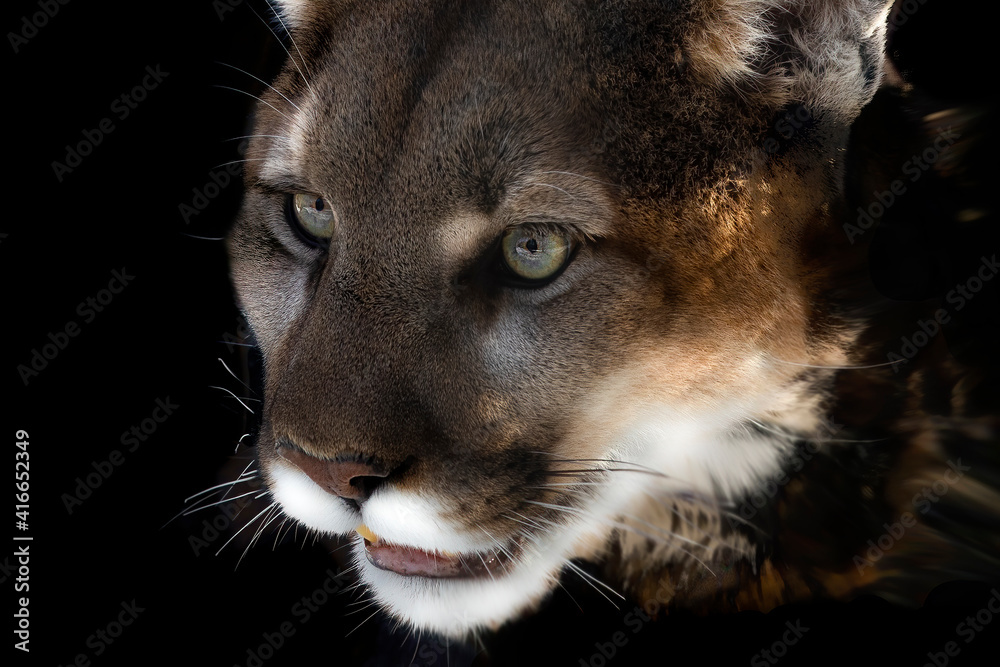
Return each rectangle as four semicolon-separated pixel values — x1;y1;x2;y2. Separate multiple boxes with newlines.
500;227;572;283
289;193;337;244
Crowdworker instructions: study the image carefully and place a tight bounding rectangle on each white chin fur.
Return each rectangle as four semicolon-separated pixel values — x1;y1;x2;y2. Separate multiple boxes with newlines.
265;403;794;637
265;454;662;637
352;471;658;639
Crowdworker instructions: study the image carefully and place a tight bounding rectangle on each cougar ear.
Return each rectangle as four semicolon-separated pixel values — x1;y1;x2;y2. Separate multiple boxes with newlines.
686;0;897;119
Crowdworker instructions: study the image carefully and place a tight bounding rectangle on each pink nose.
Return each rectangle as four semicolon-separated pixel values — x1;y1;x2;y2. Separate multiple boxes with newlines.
277;445;390;503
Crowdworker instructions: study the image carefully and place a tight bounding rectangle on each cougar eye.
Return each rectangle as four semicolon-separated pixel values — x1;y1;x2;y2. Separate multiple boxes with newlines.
287;193;337;245
500;227;572;283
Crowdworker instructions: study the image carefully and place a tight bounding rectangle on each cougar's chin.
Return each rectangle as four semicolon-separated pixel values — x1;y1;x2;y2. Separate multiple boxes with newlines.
264;459;636;637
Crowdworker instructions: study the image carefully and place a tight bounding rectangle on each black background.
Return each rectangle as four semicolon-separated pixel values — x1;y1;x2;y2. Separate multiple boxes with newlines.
6;1;1000;666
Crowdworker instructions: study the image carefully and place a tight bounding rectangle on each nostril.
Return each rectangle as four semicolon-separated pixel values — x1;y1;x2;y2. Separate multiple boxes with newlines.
346;469;389;500
276;443;391;504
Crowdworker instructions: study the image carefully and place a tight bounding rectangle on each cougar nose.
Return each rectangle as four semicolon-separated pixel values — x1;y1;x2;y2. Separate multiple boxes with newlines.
276;444;390;505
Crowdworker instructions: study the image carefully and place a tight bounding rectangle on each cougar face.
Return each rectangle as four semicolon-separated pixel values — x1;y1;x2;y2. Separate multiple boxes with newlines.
228;0;895;637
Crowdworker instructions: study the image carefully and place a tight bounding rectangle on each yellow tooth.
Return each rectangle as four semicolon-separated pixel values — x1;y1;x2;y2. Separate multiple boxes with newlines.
356;523;379;543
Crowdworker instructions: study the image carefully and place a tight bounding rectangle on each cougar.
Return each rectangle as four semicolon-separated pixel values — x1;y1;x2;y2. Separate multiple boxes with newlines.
226;0;999;640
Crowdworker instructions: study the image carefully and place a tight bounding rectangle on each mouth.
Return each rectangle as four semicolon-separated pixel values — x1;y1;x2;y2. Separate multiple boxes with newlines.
358;524;518;579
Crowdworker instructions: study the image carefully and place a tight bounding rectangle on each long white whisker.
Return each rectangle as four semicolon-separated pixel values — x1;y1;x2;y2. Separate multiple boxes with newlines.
238;505;282;569
213;85;296;123
255;2;316;97
525;500;718;575
213;158;270;170
563;560;624;607
184;468;258;503
182;488;260;516
208;385;257;414
745;417;887;444
523;182;575;199
218;357;256;395
345;608;381;638
216;501;277;558
216;61;301;111
767;356;905;370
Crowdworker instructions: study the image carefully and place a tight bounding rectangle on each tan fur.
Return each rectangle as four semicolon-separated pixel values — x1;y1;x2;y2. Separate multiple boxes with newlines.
224;0;980;637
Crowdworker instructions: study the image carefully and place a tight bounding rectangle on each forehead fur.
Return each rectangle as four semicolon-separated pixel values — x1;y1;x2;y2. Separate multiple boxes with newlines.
257;0;892;212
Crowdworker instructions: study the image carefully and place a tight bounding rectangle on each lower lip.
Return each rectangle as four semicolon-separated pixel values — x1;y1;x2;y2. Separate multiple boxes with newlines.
363;539;512;579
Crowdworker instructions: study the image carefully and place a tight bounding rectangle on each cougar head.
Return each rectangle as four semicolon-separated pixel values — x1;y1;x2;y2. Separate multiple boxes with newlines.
227;0;895;637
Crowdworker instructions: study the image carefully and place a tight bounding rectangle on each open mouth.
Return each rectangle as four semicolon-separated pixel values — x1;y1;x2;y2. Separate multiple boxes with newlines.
358;524;518;579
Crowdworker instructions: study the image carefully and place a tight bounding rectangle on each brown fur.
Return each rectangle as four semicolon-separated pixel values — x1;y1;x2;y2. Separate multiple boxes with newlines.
227;0;997;633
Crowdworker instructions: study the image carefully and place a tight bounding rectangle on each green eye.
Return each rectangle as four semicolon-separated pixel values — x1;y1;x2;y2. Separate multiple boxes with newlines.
500;227;572;282
290;193;337;242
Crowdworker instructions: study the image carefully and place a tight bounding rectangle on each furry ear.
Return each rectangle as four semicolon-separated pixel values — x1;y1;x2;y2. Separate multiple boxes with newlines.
685;0;896;119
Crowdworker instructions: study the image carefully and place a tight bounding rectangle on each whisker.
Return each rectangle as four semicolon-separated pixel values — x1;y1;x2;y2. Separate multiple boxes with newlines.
526;499;718;576
410;629;423;667
255;2;316;97
212;85;296;123
344;608;381;638
224;134;292;143
273;517;290;550
563;560;624;608
218;357;256;395
183;468;258;502
238;504;284;568
181;233;226;241
746;417;887;444
182;488;260;516
523;182;575;199
528;481;604;489
216;501;277;558
215;60;302;111
547;467;667;479
208;385;257;414
235;432;253;454
767;356;905;370
531;451;667;476
212;158;270;170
